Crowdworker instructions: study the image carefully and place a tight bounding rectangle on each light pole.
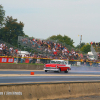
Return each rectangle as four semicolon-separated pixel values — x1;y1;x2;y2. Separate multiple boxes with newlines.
78;35;82;52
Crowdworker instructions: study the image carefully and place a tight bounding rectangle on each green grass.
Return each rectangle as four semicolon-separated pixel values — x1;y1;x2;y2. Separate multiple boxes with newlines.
18;63;44;65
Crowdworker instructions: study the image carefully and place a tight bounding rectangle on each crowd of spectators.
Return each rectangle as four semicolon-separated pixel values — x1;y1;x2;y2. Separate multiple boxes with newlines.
0;36;81;60
0;43;18;57
3;36;100;61
1;36;100;65
20;37;81;60
1;37;100;66
2;37;99;63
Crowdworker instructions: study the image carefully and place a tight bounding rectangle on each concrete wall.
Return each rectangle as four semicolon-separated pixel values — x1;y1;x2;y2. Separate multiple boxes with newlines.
0;82;100;100
0;64;44;70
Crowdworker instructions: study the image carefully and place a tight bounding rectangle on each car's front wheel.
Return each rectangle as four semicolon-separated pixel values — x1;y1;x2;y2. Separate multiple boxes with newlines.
45;70;47;72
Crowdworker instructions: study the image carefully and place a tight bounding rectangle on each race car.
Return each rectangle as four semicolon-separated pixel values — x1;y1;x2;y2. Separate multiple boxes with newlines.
44;59;71;73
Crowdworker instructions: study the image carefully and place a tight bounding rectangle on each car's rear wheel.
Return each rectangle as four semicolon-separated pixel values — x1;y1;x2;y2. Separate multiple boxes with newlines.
64;68;69;73
45;70;47;72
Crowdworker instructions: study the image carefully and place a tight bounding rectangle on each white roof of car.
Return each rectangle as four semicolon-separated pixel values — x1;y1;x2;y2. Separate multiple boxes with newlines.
17;51;30;54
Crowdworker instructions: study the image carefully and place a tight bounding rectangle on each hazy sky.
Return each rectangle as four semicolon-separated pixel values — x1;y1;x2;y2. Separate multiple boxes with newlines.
1;0;100;46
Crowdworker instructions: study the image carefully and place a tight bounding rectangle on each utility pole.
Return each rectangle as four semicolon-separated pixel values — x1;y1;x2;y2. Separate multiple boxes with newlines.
79;35;82;53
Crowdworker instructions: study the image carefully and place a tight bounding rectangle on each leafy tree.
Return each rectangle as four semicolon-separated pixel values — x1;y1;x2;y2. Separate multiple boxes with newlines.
0;16;25;46
0;5;5;28
47;34;74;47
24;35;29;38
75;42;85;49
80;43;90;53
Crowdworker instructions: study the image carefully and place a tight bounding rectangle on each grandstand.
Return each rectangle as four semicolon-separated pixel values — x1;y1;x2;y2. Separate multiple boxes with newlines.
0;39;20;56
18;36;48;55
18;36;80;60
1;36;96;61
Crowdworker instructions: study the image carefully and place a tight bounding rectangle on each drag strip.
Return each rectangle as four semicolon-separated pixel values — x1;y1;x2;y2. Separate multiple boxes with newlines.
0;66;100;75
0;70;100;75
0;66;100;83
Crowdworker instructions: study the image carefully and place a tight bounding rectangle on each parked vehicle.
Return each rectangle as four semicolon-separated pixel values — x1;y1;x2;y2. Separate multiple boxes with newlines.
17;51;30;57
87;52;96;60
44;59;71;73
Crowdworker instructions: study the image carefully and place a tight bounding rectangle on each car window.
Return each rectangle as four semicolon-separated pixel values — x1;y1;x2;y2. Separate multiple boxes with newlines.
64;61;67;64
50;61;61;64
50;61;56;64
61;61;64;64
56;61;61;64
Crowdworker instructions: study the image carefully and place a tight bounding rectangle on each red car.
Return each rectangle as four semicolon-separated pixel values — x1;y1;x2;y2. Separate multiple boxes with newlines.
44;59;71;73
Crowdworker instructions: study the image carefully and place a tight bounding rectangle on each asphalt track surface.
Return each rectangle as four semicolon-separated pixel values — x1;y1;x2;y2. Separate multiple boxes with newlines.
0;66;100;83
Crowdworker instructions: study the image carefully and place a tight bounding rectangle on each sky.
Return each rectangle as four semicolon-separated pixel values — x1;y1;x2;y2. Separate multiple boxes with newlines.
1;0;100;46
